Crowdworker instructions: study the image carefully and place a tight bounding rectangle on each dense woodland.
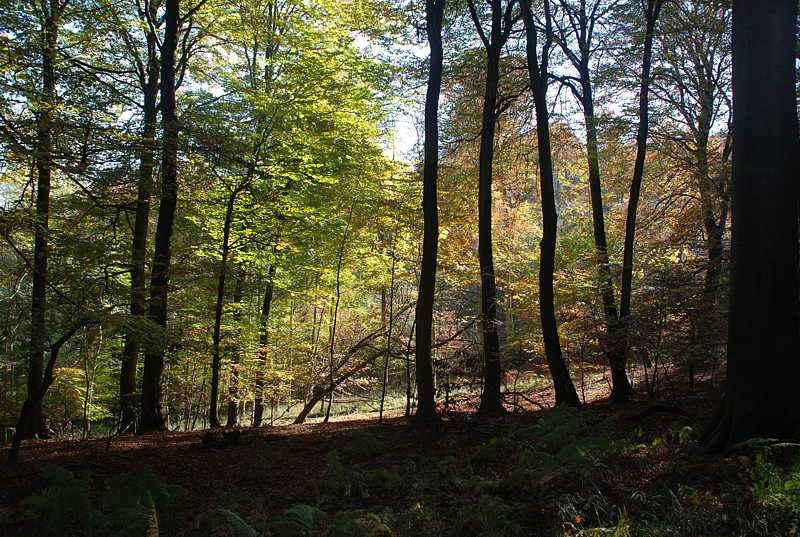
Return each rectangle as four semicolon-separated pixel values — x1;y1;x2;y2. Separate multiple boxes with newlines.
0;0;798;535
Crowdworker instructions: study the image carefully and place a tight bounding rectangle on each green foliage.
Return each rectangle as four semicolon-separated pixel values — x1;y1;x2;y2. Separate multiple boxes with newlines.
271;505;326;537
750;446;800;531
392;503;442;537
318;450;362;502
452;495;524;537
509;407;620;488
22;464;103;536
362;468;404;498
217;509;262;537
343;430;384;458
22;465;181;537
327;511;391;537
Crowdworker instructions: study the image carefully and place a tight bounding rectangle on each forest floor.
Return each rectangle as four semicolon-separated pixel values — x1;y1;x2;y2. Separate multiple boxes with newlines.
1;369;799;536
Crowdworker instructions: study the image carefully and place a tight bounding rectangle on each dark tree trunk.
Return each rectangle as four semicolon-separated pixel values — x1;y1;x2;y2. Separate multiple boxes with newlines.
620;0;662;323
119;45;159;432
704;0;800;452
226;268;244;427
139;0;180;434
209;194;236;428
414;0;445;426
468;0;513;416
579;74;631;402
521;0;580;406
253;265;276;427
25;0;60;440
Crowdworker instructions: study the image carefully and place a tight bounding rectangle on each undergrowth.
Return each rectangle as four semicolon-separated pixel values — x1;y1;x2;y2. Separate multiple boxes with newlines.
8;411;800;537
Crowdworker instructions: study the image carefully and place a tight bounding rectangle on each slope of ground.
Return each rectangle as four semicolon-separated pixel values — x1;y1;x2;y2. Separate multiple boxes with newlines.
1;378;798;536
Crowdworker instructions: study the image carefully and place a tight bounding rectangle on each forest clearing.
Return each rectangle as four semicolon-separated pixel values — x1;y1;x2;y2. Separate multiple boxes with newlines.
1;0;798;534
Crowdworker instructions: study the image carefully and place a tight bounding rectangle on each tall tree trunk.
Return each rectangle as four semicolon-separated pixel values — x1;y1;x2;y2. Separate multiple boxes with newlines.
119;51;159;432
209;194;236;428
414;0;445;425
620;0;663;328
139;0;180;434
25;0;60;439
704;0;800;452
579;74;632;402
253;265;276;427
521;0;580;406
226;268;244;427
470;0;506;416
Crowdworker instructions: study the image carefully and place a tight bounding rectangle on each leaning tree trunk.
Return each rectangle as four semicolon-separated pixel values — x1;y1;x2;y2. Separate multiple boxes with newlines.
119;59;159;432
414;0;445;427
139;0;180;434
521;0;581;406
620;0;662;329
703;0;800;452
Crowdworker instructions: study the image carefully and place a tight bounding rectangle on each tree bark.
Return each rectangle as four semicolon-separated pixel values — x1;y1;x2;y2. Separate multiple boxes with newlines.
469;0;513;416
253;264;276;427
414;0;445;426
620;0;662;325
521;0;580;406
704;0;800;452
119;41;159;432
24;0;61;440
226;267;244;427
209;194;237;428
139;0;180;434
578;74;631;402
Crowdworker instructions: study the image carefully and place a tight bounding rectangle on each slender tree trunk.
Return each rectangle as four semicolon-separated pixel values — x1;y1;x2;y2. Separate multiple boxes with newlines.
119;58;159;432
253;265;276;427
324;207;353;423
139;0;180;434
24;0;61;440
226;268;244;427
405;318;415;417
209;194;236;428
620;0;663;325
578;75;631;401
415;0;445;426
472;2;505;416
521;0;580;406
704;0;800;452
379;237;397;421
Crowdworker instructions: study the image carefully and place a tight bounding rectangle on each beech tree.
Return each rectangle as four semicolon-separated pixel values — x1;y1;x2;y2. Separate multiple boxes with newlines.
521;0;580;406
415;0;446;425
466;0;517;416
703;0;799;452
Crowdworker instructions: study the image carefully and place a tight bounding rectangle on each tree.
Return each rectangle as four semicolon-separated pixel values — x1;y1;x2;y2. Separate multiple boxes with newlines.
111;0;163;433
23;0;67;439
551;0;632;401
466;0;517;416
414;0;445;426
703;0;800;452
520;0;580;406
139;0;182;433
619;0;663;359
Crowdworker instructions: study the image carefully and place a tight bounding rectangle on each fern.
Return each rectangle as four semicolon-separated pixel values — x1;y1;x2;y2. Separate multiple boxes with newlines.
216;509;262;537
271;504;326;537
22;464;104;536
